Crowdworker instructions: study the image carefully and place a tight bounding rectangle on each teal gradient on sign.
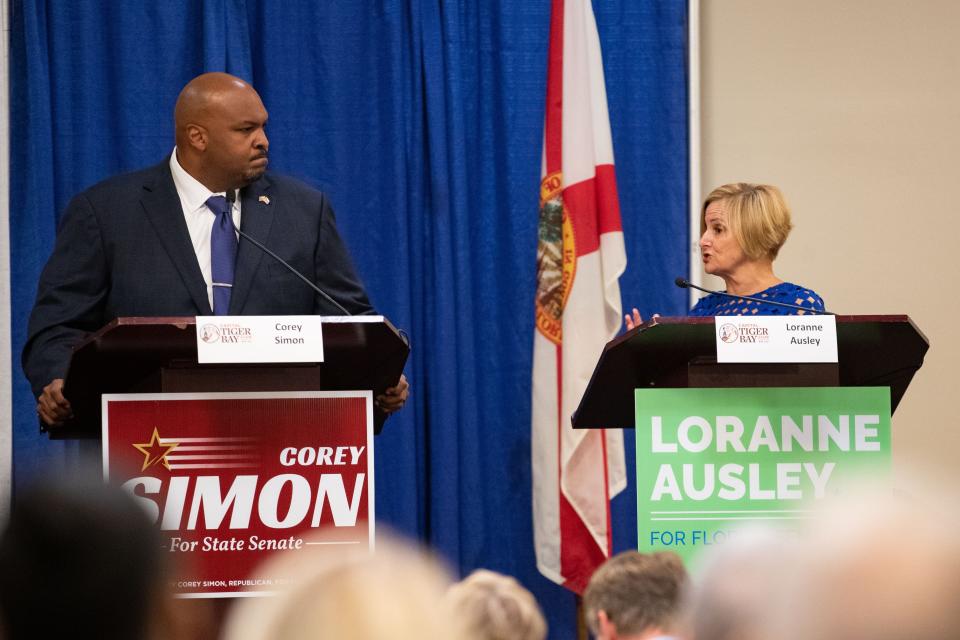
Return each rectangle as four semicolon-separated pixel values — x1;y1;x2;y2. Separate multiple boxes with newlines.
635;387;890;563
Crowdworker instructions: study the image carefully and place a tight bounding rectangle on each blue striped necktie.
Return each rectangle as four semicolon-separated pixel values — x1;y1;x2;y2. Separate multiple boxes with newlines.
206;195;237;315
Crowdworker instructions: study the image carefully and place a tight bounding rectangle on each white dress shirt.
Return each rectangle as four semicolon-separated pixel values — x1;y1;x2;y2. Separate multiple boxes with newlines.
169;149;242;311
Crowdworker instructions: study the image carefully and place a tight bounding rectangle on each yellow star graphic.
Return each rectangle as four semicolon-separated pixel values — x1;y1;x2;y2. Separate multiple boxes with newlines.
132;427;179;471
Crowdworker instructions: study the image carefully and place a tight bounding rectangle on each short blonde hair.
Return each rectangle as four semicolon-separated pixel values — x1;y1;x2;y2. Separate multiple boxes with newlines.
444;569;547;640
701;183;793;260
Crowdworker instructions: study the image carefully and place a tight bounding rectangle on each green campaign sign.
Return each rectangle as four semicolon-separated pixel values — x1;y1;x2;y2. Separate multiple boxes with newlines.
635;387;890;563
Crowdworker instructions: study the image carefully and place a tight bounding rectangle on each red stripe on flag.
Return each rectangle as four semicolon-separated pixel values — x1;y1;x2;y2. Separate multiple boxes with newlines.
601;429;613;556
559;492;606;594
563;164;623;258
544;0;564;174
595;165;622;236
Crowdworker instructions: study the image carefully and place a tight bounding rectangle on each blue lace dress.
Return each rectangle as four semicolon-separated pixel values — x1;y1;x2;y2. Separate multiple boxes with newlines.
689;282;825;316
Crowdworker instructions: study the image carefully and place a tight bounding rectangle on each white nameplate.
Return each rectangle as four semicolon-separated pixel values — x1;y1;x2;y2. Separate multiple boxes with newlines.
715;315;837;363
195;316;324;363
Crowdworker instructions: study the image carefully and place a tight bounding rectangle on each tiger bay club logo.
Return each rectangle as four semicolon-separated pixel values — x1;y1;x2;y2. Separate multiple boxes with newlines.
724;323;770;344
199;323;253;344
719;323;739;343
535;171;576;345
199;324;221;343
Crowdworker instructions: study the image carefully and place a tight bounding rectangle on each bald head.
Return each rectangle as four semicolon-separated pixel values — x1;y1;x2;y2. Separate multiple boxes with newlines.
174;72;250;136
174;72;269;192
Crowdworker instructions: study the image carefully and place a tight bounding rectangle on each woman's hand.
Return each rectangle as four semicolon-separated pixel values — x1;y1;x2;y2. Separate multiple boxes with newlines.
624;308;643;330
624;308;659;331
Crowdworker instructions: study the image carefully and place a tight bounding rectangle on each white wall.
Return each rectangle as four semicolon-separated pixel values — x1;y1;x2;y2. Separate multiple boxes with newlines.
699;0;960;484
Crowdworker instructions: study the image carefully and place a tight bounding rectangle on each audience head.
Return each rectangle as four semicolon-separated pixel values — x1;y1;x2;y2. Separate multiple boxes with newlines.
583;550;688;640
769;486;960;640
684;527;794;640
687;478;960;640
701;182;792;262
444;569;547;640
0;478;167;640
224;533;465;640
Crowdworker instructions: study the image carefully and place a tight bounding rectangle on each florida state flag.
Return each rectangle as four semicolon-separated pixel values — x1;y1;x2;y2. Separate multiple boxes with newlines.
531;0;627;593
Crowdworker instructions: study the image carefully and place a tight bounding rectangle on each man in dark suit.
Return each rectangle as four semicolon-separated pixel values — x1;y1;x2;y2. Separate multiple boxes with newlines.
24;72;408;427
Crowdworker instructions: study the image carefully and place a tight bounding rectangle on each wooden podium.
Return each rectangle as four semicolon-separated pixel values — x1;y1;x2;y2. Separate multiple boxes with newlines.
573;315;929;429
52;315;409;600
51;316;410;439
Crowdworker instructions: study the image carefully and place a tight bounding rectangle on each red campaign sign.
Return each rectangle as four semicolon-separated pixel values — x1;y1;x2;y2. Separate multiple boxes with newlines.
102;392;373;598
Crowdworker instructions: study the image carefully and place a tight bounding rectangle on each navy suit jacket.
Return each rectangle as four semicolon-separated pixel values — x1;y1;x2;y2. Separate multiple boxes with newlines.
23;161;374;398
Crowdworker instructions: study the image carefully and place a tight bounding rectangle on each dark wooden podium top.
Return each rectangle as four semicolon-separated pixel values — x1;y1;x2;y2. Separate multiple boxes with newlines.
56;316;409;438
572;315;929;430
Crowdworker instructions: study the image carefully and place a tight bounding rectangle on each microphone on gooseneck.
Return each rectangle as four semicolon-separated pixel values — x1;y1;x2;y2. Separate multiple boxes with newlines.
225;189;353;316
674;277;834;315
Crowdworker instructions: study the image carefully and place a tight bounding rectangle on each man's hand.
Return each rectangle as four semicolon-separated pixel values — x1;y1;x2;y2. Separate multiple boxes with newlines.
37;378;73;427
376;374;409;414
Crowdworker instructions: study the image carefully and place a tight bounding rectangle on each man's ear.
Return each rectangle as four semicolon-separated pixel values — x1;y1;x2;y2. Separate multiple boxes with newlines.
185;123;208;151
597;610;618;640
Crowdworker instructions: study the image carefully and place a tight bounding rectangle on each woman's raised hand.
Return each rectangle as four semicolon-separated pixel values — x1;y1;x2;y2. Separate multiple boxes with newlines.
624;308;659;331
624;308;643;330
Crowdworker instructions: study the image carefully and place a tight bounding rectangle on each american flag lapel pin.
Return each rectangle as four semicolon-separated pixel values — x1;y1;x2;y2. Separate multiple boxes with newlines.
258;195;270;205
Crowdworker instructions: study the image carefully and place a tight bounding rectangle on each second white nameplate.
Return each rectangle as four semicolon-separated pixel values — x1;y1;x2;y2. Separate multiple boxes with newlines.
715;315;837;363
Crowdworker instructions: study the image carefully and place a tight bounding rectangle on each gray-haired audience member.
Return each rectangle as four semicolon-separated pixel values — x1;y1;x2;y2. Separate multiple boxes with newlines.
445;569;547;640
0;479;168;640
583;550;688;640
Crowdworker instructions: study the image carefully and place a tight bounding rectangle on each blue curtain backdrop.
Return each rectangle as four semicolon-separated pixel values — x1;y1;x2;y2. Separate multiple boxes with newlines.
8;1;688;636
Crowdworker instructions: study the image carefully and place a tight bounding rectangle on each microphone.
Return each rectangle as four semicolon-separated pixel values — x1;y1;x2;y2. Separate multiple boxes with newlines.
225;189;353;316
675;277;833;315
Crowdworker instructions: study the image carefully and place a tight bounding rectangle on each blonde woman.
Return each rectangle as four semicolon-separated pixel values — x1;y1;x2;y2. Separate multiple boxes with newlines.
627;183;824;327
